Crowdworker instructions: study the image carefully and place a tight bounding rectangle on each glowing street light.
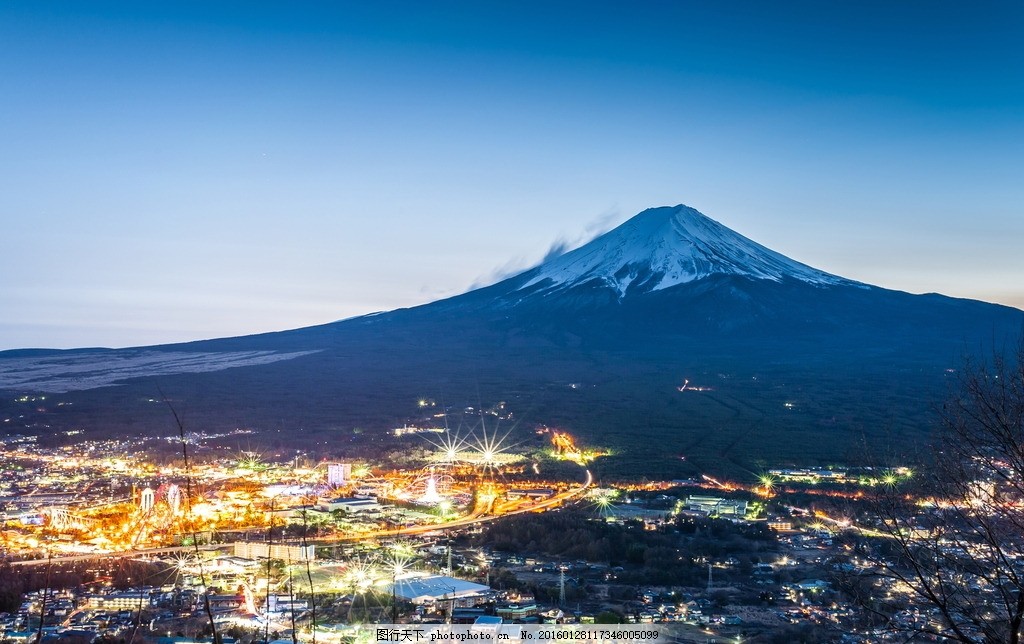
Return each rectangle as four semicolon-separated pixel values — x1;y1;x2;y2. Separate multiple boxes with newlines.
438;500;452;519
470;424;515;472
589;488;617;517
757;474;777;497
426;430;469;464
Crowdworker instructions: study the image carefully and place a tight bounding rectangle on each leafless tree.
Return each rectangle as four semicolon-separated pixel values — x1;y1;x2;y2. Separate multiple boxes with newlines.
852;339;1024;643
162;390;222;644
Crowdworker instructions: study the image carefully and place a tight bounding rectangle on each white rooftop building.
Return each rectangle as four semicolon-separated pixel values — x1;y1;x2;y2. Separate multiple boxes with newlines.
388;574;491;605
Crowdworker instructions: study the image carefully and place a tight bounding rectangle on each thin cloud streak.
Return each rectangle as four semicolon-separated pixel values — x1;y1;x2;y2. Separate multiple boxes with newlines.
468;207;621;290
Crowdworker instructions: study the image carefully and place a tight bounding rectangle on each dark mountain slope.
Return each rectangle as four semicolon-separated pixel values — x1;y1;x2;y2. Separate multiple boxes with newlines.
2;205;1020;476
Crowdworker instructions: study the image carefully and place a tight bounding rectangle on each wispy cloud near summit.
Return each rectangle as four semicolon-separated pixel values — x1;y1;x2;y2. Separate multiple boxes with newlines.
468;207;621;290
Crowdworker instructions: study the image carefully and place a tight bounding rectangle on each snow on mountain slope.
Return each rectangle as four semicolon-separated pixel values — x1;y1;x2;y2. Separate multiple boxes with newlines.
0;349;319;393
519;204;860;297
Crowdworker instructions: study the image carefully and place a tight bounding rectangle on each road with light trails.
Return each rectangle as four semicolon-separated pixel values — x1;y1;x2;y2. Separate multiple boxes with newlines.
782;503;892;539
10;469;593;567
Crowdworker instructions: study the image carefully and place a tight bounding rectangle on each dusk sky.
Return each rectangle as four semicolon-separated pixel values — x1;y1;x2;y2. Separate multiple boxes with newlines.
2;1;1022;350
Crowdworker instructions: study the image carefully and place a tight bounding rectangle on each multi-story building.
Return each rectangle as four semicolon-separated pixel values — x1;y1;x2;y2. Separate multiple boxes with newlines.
327;463;352;486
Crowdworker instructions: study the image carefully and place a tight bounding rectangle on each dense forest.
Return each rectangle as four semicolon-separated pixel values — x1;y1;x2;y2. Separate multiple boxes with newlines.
473;510;778;586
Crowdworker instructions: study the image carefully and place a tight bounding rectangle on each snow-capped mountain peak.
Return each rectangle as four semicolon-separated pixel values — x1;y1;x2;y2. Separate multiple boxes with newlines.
519;204;856;297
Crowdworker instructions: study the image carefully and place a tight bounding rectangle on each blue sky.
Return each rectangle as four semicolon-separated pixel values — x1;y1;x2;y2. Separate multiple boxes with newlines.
2;1;1022;349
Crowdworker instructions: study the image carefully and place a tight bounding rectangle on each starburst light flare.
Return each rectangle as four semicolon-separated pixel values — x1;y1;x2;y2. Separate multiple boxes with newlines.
424;430;471;464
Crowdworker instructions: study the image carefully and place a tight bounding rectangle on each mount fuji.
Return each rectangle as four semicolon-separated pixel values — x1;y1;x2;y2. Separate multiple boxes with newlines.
2;204;1021;475
517;205;857;298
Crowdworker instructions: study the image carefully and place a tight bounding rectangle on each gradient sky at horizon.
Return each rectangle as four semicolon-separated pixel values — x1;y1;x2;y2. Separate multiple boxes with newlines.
2;1;1022;350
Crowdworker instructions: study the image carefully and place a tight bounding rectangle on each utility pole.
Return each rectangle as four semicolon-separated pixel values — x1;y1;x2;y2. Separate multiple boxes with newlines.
37;549;52;644
265;498;275;644
443;589;455;624
445;532;452;577
391;570;398;623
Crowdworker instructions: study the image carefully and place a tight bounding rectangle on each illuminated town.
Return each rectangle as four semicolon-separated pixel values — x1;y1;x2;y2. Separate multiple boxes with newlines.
0;421;592;558
1;400;998;644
